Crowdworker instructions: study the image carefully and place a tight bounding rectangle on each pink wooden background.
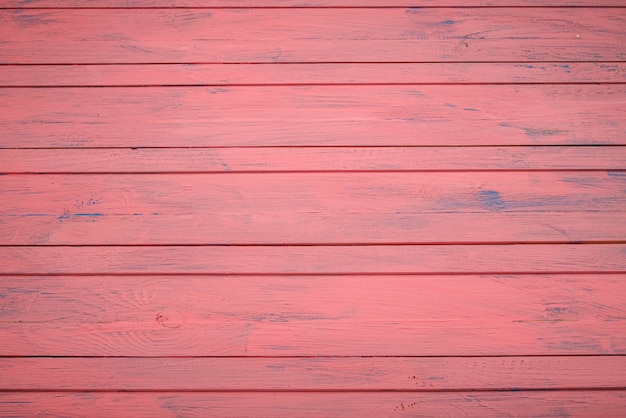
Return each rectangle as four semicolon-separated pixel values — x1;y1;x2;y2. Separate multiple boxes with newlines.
1;1;625;416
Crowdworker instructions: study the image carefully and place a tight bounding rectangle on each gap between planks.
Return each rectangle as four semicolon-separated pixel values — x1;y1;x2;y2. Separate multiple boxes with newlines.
5;1;626;7
4;0;626;7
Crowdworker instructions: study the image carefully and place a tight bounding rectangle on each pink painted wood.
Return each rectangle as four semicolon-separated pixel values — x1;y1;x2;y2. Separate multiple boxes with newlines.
2;85;625;147
2;8;625;64
2;147;625;173
1;391;625;417
1;172;625;244
2;356;625;390
1;1;625;415
1;245;625;275
1;274;625;356
2;63;625;86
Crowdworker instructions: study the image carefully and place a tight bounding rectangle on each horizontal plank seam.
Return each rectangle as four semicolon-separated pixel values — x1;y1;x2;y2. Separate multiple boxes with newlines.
3;83;626;88
3;6;626;9
2;241;625;246
4;145;626;149
2;355;625;358
2;61;626;66
2;170;624;174
2;271;625;277
0;388;625;393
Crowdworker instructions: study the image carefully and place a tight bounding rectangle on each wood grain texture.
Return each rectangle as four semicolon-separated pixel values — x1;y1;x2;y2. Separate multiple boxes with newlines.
1;245;625;275
4;0;626;7
2;8;625;64
6;211;625;245
3;0;626;413
4;320;625;356
2;356;625;391
2;63;626;86
1;391;625;417
2;172;625;245
3;147;626;173
1;274;625;356
3;274;624;326
2;85;625;148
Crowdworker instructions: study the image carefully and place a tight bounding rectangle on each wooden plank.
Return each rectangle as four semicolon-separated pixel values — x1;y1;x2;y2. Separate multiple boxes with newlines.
1;391;625;417
1;9;625;64
3;319;625;356
2;274;625;356
2;85;624;147
2;357;625;391
3;274;624;326
2;63;626;86
4;0;626;7
1;245;625;275
3;172;621;215
4;210;626;245
3;147;626;173
1;274;624;352
2;172;625;245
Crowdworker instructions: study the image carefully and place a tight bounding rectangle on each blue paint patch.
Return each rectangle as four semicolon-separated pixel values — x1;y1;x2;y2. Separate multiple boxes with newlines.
444;103;456;108
599;64;619;72
560;64;571;73
561;176;600;187
499;122;565;138
74;213;103;217
607;171;626;178
463;108;479;112
58;210;70;223
478;190;506;211
405;7;420;14
441;20;455;25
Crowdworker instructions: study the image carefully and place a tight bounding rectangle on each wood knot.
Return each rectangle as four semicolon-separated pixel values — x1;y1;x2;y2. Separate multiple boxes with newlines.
155;309;187;328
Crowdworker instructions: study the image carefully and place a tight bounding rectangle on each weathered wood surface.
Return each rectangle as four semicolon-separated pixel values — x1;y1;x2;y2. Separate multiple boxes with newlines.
2;9;625;64
4;274;624;325
3;147;626;173
1;1;625;415
1;245;625;275
1;274;625;356
2;85;625;148
1;391;625;417
2;63;626;87
4;320;625;356
2;357;625;391
1;172;625;244
6;211;625;245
